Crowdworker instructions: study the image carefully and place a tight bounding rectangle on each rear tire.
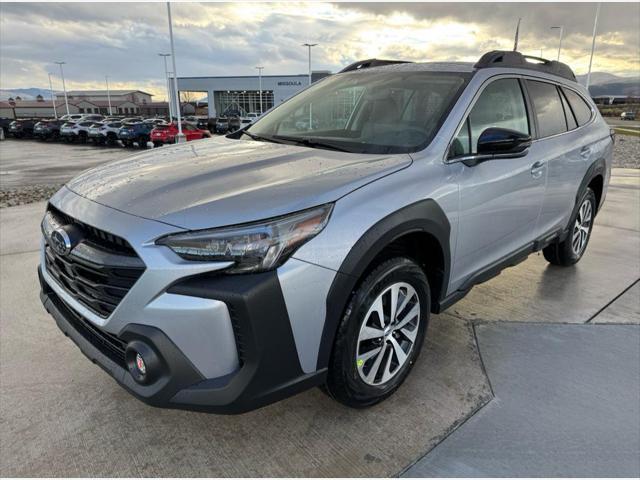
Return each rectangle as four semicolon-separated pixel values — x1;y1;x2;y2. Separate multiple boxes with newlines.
324;257;429;408
543;188;596;266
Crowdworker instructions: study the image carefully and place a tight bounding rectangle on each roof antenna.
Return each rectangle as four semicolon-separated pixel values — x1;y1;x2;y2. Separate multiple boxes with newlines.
513;17;522;51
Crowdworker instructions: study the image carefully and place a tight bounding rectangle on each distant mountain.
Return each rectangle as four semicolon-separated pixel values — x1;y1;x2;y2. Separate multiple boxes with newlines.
0;88;56;101
575;73;640;97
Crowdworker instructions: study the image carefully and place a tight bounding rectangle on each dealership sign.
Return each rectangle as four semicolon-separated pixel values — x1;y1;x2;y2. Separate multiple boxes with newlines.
277;81;303;86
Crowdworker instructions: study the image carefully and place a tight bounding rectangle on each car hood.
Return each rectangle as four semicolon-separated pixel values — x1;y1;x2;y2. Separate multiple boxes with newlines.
65;137;412;230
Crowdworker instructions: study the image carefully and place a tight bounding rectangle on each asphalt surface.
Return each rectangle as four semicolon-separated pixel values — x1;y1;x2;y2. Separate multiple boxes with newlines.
0;139;134;188
0;169;638;476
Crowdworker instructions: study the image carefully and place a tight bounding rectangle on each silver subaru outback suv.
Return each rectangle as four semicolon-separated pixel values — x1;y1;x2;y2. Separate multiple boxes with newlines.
39;51;613;413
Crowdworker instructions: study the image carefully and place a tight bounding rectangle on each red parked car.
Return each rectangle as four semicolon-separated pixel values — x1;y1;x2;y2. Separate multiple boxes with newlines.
151;122;209;146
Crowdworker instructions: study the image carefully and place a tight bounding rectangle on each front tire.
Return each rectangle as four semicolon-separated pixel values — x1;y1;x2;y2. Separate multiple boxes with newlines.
325;257;429;408
543;188;596;266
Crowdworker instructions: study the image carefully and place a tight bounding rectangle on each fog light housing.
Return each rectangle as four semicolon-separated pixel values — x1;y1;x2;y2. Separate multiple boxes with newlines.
125;341;160;385
135;353;146;376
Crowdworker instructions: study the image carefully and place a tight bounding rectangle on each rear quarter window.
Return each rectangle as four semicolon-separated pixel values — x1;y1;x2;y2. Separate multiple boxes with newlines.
562;88;593;126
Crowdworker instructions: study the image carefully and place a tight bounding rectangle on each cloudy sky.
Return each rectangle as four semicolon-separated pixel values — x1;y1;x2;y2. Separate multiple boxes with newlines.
1;2;638;100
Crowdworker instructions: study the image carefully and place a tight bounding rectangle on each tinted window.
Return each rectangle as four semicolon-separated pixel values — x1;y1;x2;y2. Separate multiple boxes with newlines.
562;88;592;126
527;80;567;138
451;78;529;157
559;90;578;130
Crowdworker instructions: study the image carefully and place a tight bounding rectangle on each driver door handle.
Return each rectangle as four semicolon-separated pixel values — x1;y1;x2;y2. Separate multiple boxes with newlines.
531;160;545;179
580;146;592;158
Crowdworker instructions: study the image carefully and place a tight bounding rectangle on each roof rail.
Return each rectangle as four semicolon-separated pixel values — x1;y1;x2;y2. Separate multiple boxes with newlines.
474;50;576;82
339;58;412;73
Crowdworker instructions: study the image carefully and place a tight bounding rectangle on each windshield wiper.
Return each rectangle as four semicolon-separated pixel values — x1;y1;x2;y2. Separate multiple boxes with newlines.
271;135;352;152
241;130;282;144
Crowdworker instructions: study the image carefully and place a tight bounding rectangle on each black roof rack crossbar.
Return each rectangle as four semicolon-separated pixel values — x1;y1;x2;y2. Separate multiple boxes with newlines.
339;58;412;73
474;50;576;82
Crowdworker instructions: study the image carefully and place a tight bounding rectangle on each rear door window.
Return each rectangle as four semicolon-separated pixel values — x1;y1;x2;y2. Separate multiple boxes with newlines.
526;80;567;138
562;88;593;126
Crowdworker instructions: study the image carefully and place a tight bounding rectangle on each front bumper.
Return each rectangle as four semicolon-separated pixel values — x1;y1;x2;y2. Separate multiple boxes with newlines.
38;188;326;413
40;265;325;413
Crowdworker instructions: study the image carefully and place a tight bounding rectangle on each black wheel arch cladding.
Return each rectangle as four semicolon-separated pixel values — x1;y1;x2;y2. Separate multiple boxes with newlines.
578;157;606;213
318;199;451;370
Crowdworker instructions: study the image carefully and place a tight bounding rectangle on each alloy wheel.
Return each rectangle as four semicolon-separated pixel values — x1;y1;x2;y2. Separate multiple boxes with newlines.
572;198;593;256
356;282;421;386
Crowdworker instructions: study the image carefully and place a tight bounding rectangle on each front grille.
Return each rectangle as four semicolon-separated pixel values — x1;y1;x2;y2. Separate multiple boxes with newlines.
44;205;145;317
48;289;127;368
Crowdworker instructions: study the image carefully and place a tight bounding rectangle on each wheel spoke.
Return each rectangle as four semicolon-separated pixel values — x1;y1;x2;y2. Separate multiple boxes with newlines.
360;325;384;341
358;346;382;363
388;284;399;325
400;325;418;342
389;336;408;366
370;296;385;328
395;303;419;330
364;344;387;383
380;346;395;383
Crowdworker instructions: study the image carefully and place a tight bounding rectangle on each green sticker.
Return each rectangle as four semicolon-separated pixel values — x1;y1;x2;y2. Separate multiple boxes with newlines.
357;359;364;367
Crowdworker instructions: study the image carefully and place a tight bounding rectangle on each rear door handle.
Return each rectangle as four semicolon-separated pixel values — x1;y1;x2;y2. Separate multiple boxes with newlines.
580;146;592;158
531;161;545;178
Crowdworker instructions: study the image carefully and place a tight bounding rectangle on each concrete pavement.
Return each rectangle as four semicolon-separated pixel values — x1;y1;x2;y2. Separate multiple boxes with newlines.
0;170;638;476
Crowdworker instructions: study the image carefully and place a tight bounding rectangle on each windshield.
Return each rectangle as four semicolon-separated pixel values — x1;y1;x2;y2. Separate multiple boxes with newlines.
247;70;470;154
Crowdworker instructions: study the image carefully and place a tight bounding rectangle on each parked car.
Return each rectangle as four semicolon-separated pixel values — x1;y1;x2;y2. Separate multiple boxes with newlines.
121;117;143;124
150;122;209;146
60;114;85;122
143;118;168;126
39;51;613;414
228;116;241;132
620;111;636;121
0;117;13;140
88;121;122;145
59;120;95;143
8;118;37;138
215;117;229;134
117;121;154;148
33;119;64;141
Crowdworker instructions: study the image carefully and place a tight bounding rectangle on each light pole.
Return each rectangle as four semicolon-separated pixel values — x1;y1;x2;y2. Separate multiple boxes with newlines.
54;61;69;115
550;26;564;61
105;75;113;116
48;73;58;119
158;53;174;120
302;43;318;86
255;66;263;114
586;3;601;91
166;2;185;142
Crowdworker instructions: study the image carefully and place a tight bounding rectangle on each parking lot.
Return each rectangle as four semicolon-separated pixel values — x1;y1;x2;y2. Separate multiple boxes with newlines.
0;138;638;476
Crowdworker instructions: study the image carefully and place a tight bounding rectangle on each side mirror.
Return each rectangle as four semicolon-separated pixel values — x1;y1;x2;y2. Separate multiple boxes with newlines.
457;127;532;167
477;127;532;156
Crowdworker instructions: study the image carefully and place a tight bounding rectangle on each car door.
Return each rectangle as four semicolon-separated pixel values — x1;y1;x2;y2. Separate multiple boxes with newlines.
533;82;598;234
448;77;547;290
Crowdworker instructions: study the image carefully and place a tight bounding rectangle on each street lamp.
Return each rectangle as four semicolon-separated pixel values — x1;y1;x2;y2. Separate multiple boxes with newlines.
302;43;318;86
255;66;264;114
158;53;174;120
166;2;185;143
105;75;113;116
48;73;57;119
550;26;564;61
586;3;601;90
54;61;69;115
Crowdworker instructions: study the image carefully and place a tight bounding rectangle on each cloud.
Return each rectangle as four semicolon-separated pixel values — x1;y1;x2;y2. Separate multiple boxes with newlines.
0;2;638;99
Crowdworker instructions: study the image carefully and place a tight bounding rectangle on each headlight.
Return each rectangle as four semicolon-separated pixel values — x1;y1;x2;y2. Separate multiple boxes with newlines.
156;204;333;273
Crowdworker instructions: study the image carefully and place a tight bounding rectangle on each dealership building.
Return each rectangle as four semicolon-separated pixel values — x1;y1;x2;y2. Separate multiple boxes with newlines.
176;71;331;117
